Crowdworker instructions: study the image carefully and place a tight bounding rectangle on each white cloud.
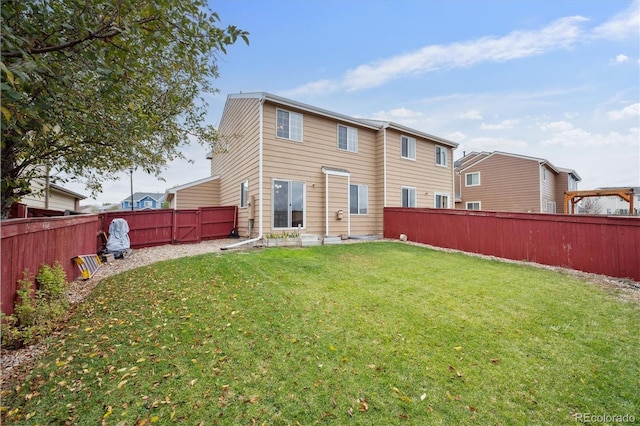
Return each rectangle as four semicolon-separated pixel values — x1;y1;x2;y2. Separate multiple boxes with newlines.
607;103;640;120
592;0;640;40
462;136;528;151
460;110;484;120
284;15;589;95
539;120;575;132
342;16;587;91
370;108;424;126
278;79;339;98
615;54;630;63
541;125;639;147
481;119;519;130
446;131;467;142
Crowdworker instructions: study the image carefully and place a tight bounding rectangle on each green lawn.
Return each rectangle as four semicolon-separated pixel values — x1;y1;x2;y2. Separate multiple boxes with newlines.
2;242;639;425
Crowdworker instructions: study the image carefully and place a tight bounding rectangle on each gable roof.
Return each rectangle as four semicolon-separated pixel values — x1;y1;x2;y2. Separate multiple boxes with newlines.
49;183;87;200
456;151;562;174
120;192;165;203
164;176;221;202
223;92;459;149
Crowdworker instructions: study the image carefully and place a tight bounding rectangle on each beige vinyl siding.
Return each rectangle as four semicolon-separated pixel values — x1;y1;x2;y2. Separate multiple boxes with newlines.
326;174;349;236
555;172;571;213
213;97;261;236
262;102;380;236
460;155;541;212
22;180;79;211
47;192;78;211
174;179;220;209
385;128;453;208
540;165;557;212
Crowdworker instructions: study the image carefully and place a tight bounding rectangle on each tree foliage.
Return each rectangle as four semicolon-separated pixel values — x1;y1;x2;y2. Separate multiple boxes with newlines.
0;0;248;218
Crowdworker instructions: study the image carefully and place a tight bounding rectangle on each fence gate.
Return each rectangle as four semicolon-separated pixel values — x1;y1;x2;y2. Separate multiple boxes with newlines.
174;210;200;244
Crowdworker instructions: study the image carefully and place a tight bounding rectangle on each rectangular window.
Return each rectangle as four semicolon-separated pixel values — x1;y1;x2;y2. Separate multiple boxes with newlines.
401;136;416;160
402;187;417;207
435;193;450;208
240;180;248;208
144;200;152;208
276;109;303;142
350;184;368;214
542;167;547;181
465;172;480;186
338;125;358;152
466;201;481;210
273;179;305;229
435;145;447;166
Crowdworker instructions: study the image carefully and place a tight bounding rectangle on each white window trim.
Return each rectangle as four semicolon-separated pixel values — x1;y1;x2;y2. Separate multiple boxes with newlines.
240;180;248;208
466;201;481;210
337;124;358;153
434;192;451;208
402;186;417;208
276;108;303;142
435;145;448;167
465;172;480;187
401;135;416;161
271;178;306;230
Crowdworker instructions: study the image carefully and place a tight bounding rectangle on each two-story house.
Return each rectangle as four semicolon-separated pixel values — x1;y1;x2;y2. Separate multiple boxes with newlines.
169;92;458;238
120;192;165;210
454;151;580;213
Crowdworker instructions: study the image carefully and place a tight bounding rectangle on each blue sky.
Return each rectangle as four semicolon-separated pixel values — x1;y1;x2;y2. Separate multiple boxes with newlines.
79;0;639;204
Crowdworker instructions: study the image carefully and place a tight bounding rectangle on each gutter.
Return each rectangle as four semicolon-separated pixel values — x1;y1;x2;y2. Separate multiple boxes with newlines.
222;95;265;250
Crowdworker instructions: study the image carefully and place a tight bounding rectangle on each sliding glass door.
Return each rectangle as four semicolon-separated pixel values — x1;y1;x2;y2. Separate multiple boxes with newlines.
273;179;305;229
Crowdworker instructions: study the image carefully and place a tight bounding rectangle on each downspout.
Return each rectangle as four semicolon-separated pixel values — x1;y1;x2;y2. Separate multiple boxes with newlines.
451;145;458;209
222;96;265;250
347;174;351;236
325;171;329;236
383;124;388;207
45;164;50;209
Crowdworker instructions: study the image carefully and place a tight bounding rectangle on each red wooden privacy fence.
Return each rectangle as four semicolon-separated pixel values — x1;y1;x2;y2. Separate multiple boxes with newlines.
384;208;640;281
1;215;100;317
1;206;237;315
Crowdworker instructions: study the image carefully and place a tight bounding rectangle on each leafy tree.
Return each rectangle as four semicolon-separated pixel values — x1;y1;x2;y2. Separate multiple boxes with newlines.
0;0;248;218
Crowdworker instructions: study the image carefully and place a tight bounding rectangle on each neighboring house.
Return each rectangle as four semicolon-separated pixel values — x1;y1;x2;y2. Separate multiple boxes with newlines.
120;192;165;210
164;176;221;209
454;151;581;213
21;180;86;213
171;92;459;238
590;186;640;215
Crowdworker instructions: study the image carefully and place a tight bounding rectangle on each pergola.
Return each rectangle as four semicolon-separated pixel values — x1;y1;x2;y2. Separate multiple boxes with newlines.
563;188;635;215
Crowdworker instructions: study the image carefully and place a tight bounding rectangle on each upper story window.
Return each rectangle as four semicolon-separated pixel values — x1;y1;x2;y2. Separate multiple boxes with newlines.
144;200;153;208
240;180;248;208
465;172;480;186
541;167;547;181
276;109;303;142
402;187;416;207
349;184;368;214
401;136;416;160
568;176;578;191
435;145;447;167
338;125;358;152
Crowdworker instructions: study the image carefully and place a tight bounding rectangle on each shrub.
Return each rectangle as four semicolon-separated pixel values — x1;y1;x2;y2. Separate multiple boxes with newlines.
1;262;69;349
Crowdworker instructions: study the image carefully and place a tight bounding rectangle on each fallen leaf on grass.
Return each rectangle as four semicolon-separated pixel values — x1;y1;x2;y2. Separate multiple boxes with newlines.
358;398;369;411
